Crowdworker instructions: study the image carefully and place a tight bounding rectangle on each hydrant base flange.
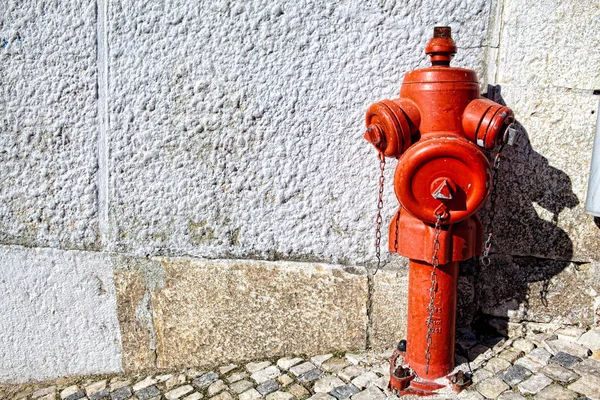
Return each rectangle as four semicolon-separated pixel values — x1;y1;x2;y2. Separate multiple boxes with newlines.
389;349;472;396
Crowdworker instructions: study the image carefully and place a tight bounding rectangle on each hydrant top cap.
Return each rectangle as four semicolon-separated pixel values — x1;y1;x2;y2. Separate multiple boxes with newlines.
425;26;457;65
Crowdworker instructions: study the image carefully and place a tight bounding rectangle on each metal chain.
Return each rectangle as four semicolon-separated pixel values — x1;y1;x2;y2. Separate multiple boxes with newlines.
373;152;386;275
424;213;443;375
480;145;504;266
394;207;401;252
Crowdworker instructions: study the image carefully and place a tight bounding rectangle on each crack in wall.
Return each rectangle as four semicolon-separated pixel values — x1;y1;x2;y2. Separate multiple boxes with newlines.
96;0;110;249
365;270;375;350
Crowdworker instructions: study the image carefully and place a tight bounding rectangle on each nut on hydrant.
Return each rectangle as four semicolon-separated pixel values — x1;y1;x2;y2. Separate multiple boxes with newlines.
365;27;514;396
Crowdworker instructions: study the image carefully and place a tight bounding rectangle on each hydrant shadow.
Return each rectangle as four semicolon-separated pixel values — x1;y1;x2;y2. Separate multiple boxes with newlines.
457;86;579;360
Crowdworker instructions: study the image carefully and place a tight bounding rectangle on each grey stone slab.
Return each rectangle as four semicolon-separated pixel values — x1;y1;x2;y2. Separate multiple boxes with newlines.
239;389;262;400
311;354;333;367
298;368;324;383
458;391;485;400
330;384;359;400
256;379;279;396
308;395;336;400
0;0;100;250
322;358;350;374
501;365;533;386
165;380;193;400
372;272;409;351
514;348;552;372
192;372;219;388
556;328;585;342
65;391;86;400
61;386;81;400
550;352;583;369
499;349;525;364
227;372;248;384
89;388;110;400
135;386;160;400
110;387;132;400
472;368;494;384
207;381;227;397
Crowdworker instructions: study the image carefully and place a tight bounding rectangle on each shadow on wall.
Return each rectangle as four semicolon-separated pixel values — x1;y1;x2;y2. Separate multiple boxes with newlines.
457;86;580;353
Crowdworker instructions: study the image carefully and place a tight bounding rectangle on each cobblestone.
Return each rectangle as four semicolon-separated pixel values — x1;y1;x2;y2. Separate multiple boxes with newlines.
251;365;281;384
517;373;552;395
289;362;316;377
6;325;600;400
109;386;132;400
230;380;254;394
256;379;279;396
568;374;600;398
539;363;580;383
545;339;592;358
166;385;195;400
578;329;600;351
534;384;578;400
193;373;219;389
484;357;511;374
476;376;510;398
550;351;583;368
329;384;359;400
572;357;600;378
501;364;533;386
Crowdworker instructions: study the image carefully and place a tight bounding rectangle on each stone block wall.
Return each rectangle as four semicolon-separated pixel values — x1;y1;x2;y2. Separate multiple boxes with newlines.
0;0;598;383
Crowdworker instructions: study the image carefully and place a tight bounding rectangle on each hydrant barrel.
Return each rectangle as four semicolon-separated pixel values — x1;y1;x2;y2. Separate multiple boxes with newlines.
406;260;458;380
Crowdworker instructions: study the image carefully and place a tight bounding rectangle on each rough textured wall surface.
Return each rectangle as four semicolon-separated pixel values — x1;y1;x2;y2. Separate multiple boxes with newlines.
466;0;600;331
0;1;100;250
0;246;122;383
106;0;493;264
489;0;600;263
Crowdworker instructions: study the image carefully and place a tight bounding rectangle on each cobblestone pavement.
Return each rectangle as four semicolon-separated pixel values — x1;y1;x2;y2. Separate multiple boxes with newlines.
3;325;600;400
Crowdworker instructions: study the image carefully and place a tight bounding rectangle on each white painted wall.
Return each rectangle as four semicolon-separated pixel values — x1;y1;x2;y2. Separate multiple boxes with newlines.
0;0;598;383
0;246;122;382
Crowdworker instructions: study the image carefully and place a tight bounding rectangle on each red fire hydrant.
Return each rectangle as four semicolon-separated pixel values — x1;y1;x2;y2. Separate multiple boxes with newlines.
364;27;514;396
